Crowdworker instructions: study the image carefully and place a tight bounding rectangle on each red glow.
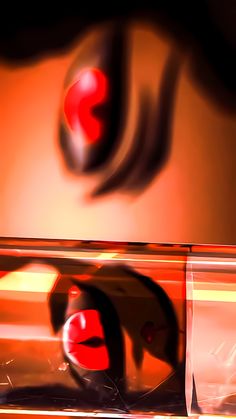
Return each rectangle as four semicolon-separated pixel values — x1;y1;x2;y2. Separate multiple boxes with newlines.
62;309;109;370
74;274;91;281
68;285;81;299
64;68;108;143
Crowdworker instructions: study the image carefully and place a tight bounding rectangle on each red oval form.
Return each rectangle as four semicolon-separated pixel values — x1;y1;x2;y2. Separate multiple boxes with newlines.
62;309;109;371
64;68;108;143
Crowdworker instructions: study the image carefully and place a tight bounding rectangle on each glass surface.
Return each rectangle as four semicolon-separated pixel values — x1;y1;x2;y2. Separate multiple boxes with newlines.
187;248;236;415
0;239;235;417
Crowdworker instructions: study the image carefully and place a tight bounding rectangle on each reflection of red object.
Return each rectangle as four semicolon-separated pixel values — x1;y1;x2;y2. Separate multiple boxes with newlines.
62;309;109;370
68;285;81;299
64;68;108;143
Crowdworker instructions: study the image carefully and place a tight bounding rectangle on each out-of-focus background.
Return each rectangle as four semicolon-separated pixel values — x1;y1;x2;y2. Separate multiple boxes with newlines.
0;2;235;245
0;2;235;418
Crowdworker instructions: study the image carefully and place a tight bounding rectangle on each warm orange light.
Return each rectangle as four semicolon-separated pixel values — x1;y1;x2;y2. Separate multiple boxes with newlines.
0;271;57;293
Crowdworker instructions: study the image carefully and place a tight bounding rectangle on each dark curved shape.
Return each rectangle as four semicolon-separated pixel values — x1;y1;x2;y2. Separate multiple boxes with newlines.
1;3;235;111
121;265;180;369
124;51;181;190
94;51;181;195
48;276;125;398
59;25;126;173
92;93;150;196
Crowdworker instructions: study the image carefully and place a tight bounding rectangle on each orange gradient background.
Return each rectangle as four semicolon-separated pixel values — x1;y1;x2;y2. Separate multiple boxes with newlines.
0;23;235;245
0;21;236;419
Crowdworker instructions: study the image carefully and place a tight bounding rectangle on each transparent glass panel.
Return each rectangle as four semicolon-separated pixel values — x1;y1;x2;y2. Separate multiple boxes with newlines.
187;246;236;416
0;239;188;417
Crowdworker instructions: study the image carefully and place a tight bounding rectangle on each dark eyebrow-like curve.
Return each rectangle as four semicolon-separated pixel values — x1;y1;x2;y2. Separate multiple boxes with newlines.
92;50;182;196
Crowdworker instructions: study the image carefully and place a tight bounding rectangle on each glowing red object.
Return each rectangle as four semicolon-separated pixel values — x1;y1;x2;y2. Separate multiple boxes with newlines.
74;274;91;281
62;309;109;371
64;68;108;143
68;285;81;299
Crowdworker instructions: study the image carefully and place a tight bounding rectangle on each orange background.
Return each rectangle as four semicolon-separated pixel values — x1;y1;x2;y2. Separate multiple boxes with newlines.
0;23;235;245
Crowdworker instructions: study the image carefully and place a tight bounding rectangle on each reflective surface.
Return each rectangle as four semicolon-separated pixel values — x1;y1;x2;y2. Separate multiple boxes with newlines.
187;252;236;415
0;239;235;416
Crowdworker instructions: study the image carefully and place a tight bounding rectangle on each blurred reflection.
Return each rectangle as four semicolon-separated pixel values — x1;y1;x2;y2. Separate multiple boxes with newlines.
0;246;186;415
187;255;236;415
0;241;236;415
